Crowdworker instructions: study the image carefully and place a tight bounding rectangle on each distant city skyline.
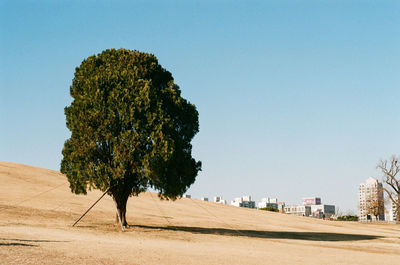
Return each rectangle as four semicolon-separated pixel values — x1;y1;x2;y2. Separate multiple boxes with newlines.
1;1;399;214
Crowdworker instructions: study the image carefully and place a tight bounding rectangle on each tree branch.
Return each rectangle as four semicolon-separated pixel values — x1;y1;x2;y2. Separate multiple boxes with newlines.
382;187;400;208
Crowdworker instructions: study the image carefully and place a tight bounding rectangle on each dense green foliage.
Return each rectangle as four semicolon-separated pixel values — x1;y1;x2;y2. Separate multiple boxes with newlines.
61;49;201;226
259;207;279;212
336;215;359;221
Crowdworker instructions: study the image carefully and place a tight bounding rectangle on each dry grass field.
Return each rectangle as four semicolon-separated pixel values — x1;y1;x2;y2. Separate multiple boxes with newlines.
0;161;399;264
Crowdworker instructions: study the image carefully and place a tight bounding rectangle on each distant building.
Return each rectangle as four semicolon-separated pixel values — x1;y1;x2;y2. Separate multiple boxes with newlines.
278;202;286;212
183;194;191;198
285;198;335;219
258;197;279;209
311;204;335;218
231;195;256;209
201;197;209;202
302;197;321;206
284;205;311;216
214;196;227;204
358;177;385;222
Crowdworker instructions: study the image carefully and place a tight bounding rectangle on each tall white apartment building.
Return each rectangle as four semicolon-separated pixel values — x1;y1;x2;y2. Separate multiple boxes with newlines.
359;177;385;222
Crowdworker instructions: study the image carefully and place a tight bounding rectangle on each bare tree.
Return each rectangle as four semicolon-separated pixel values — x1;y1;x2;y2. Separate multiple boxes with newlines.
365;191;384;221
377;155;400;223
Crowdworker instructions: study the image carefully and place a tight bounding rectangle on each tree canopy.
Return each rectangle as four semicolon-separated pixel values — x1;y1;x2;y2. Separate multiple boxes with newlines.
61;48;201;227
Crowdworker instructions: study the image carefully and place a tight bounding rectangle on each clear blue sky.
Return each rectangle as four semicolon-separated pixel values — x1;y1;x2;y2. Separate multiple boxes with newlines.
1;0;399;214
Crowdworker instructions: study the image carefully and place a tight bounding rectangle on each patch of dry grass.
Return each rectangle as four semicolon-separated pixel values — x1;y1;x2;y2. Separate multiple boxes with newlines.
1;161;399;264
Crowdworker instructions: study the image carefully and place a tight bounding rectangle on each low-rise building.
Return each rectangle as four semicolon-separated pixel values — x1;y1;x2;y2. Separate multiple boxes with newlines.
201;197;208;202
214;196;227;204
302;197;321;206
231;195;256;209
311;204;335;218
278;202;286;212
285;197;335;219
284;205;311;216
258;197;279;209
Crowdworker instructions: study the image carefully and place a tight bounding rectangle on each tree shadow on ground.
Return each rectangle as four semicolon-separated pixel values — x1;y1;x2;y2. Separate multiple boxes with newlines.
0;238;69;247
131;225;381;242
0;242;38;247
0;238;69;243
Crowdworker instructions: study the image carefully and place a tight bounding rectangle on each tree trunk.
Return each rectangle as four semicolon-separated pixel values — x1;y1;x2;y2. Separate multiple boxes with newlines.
113;195;129;229
397;194;400;224
109;178;135;230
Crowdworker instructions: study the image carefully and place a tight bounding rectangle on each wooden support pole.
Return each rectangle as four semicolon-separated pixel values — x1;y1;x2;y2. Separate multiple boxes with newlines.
72;189;109;227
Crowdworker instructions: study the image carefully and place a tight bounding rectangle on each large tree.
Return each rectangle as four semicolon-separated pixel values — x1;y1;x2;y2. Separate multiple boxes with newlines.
377;155;399;223
61;49;201;228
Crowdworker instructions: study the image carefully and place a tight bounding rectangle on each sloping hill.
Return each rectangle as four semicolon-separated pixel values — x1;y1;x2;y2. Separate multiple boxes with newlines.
0;162;399;264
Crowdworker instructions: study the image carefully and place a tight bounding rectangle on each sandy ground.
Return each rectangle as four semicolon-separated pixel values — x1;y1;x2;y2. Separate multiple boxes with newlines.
0;161;399;264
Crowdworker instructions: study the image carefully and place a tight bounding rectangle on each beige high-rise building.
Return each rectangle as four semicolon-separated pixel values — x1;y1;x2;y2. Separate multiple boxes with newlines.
358;177;385;221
